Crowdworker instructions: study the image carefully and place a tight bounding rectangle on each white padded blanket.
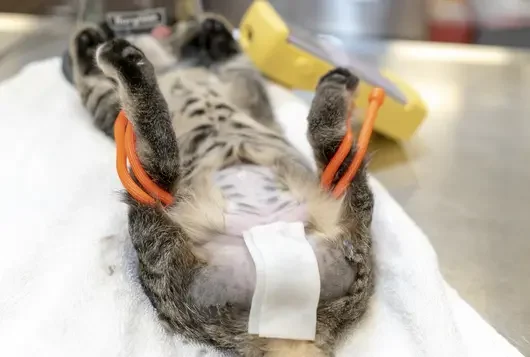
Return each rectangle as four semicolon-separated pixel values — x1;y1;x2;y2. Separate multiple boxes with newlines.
0;58;523;357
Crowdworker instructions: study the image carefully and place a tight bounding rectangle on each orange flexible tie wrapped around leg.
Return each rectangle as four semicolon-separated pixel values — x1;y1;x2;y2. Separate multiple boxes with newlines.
114;112;157;205
115;111;173;206
114;88;385;205
124;120;174;206
321;88;386;198
320;100;356;190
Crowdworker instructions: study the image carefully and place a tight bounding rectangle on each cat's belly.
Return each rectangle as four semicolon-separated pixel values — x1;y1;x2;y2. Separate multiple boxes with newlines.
189;165;356;307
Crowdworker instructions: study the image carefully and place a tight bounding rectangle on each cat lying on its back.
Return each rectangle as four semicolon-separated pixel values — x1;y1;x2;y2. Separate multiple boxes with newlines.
69;14;374;357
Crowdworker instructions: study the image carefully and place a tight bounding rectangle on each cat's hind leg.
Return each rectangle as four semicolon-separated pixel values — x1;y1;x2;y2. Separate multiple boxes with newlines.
93;36;216;347
307;68;374;231
69;25;119;138
95;38;180;192
305;67;375;338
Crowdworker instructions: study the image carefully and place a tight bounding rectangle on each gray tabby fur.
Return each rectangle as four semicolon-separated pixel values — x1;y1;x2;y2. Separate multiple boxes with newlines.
69;14;374;357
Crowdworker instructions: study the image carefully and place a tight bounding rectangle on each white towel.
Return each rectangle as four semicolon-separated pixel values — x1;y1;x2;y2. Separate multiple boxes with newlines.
0;58;522;357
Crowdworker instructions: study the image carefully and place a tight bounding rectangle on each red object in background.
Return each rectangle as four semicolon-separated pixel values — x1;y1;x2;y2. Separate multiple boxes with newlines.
428;0;475;43
151;25;172;39
429;22;474;43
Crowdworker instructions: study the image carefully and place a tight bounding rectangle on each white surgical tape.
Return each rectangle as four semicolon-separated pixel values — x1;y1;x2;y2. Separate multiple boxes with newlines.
243;222;321;341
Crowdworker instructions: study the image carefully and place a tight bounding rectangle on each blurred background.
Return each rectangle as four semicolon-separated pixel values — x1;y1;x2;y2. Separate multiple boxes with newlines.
4;0;530;46
0;0;528;355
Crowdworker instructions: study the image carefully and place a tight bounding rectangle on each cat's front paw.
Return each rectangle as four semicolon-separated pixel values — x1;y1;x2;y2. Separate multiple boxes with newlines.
181;15;240;63
317;67;359;92
200;16;239;61
70;25;107;75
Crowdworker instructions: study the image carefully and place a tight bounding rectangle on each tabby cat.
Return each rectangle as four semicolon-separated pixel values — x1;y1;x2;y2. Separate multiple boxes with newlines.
69;14;374;357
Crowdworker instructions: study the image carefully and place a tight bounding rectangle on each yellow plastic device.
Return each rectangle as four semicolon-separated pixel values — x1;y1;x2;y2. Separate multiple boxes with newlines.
238;0;427;140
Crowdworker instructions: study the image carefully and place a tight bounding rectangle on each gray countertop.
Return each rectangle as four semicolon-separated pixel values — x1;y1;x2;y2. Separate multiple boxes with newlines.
356;41;530;355
0;13;528;356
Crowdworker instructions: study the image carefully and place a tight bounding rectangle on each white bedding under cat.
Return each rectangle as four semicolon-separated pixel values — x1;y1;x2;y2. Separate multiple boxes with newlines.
0;58;523;357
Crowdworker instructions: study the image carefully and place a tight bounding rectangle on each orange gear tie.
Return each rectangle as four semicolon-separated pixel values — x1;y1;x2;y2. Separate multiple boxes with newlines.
321;87;385;198
114;111;174;206
114;88;385;205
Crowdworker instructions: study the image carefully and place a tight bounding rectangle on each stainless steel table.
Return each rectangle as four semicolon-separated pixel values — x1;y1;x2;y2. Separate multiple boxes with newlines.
0;13;528;356
353;41;530;355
